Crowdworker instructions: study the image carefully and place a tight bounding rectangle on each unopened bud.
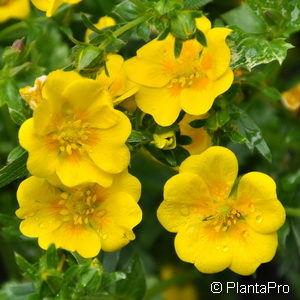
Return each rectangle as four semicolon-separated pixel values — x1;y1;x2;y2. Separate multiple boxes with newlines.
12;39;24;52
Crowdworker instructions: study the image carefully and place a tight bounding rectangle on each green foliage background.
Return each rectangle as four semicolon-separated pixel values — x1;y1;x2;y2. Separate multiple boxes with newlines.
0;0;300;299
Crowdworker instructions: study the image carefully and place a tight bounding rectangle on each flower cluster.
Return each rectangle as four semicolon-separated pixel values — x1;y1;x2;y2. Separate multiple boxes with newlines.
15;13;286;275
17;69;143;257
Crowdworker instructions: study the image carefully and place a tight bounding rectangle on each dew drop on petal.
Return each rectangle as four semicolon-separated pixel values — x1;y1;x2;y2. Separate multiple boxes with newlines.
248;203;255;213
222;245;229;252
255;215;263;223
102;234;108;240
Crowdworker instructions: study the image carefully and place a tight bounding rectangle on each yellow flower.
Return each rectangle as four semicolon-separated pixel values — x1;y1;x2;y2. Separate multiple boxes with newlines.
96;55;138;105
31;0;81;17
0;0;30;23
16;171;142;258
85;16;116;42
281;83;300;112
124;16;233;126
179;114;211;155
161;265;198;300
153;130;176;150
19;75;47;109
157;146;285;275
19;70;131;187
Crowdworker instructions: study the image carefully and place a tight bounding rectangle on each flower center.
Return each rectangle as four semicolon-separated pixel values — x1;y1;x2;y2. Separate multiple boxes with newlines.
58;186;106;225
53;119;91;155
203;209;242;232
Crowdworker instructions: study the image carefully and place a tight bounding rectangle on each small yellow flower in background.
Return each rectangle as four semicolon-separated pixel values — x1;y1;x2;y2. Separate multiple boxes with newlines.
0;0;30;23
161;265;198;300
31;0;81;17
19;70;131;187
281;83;300;112
19;75;47;109
85;16;116;42
16;171;142;258
179;114;211;155
157;146;285;275
153;130;176;150
124;16;233;126
96;55;139;106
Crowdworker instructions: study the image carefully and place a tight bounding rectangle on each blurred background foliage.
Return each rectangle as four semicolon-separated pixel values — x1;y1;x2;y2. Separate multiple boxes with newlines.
0;0;300;299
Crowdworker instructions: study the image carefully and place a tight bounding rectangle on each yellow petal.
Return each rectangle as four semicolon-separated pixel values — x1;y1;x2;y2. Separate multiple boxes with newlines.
228;222;278;275
201;27;232;80
180;68;233;115
39;223;101;258
0;0;30;23
19;118;58;177
175;222;232;273
109;171;141;202
195;16;211;34
180;146;238;200
94;192;142;251
56;155;112;187
236;172;286;234
124;57;172;88
157;173;211;232
135;86;181;126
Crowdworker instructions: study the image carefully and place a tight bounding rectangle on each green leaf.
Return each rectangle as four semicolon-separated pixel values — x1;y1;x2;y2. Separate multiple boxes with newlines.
136;23;151;42
246;0;300;35
113;0;139;21
227;105;272;162
195;29;207;46
0;79;30;124
0;150;28;188
183;0;213;9
81;13;104;35
46;244;59;269
170;11;195;40
177;135;192;145
15;254;38;281
102;272;126;289
189;119;206;128
7;146;26;164
116;255;146;300
174;38;183;58
77;46;103;70
222;3;266;33
229;27;293;70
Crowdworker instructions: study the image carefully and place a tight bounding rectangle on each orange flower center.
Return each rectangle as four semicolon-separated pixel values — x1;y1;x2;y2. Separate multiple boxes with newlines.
52;119;93;156
58;186;106;226
203;208;242;232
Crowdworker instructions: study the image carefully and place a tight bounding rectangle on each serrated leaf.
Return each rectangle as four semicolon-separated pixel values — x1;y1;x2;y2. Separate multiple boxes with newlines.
222;3;266;33
113;0;138;21
229;27;293;70
246;0;300;35
0;151;28;188
77;46;103;70
228;105;272;162
183;0;212;9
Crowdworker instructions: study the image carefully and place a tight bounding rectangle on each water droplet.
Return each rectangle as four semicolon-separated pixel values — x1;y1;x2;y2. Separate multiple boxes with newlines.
256;215;263;223
39;223;45;229
180;206;190;216
222;245;229;252
248;203;255;213
242;230;249;238
102;234;108;240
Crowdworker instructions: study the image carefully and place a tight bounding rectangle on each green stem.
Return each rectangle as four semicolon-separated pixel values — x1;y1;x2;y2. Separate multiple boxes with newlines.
113;16;148;38
129;0;146;9
285;207;300;218
0;22;27;40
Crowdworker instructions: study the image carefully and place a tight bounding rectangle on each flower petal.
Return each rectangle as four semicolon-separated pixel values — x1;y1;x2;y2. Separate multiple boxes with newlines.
236;172;286;234
94;192;142;251
157;173;211;232
135;86;181;126
39;223;101;258
180;146;238;200
228;222;278;275
175;222;232;273
19;118;58;177
56;155;112;187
